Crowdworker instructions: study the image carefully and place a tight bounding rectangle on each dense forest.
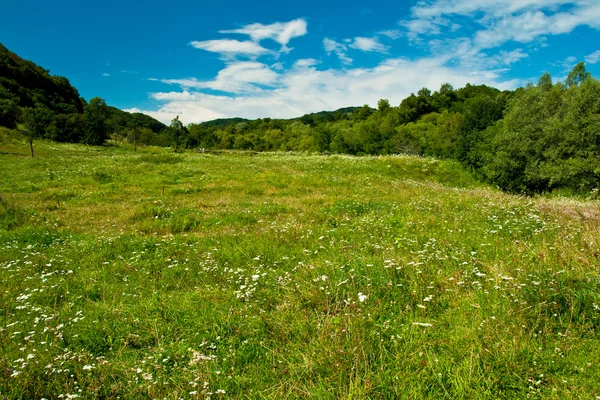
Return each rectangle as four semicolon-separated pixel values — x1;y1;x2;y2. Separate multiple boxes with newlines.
1;42;599;195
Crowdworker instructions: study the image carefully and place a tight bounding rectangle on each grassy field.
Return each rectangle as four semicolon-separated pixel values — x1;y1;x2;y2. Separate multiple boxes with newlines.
1;136;599;399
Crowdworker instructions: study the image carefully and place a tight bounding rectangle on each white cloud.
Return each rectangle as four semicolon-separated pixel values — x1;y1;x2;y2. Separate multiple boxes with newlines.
349;37;389;53
585;50;600;64
553;55;579;74
404;0;600;48
410;0;577;20
102;73;110;77
220;18;307;52
190;39;270;56
130;7;598;126
130;56;519;125
160;61;278;94
472;7;600;49
494;49;529;65
378;29;402;39
398;0;600;75
126;102;225;125
323;38;352;64
401;17;461;40
323;36;389;62
294;58;320;68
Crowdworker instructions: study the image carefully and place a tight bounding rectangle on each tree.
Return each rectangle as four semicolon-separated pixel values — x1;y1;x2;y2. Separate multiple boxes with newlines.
377;99;391;114
565;62;590;88
538;72;553;91
0;98;19;128
21;106;53;157
483;72;600;193
439;83;454;94
83;97;109;145
352;105;374;121
169;115;188;150
0;85;20;128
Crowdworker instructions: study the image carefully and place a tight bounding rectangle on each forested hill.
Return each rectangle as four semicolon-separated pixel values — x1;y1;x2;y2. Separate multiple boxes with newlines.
0;43;165;143
0;43;83;126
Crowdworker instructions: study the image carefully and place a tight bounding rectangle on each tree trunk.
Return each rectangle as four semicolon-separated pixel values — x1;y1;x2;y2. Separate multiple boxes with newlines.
29;139;34;157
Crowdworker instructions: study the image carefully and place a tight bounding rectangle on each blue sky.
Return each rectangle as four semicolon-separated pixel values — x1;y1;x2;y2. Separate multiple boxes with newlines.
2;0;600;124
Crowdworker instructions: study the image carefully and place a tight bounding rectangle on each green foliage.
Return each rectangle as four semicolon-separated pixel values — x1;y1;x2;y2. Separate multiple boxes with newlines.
565;62;590;88
484;67;600;194
83;97;109;145
0;43;83;114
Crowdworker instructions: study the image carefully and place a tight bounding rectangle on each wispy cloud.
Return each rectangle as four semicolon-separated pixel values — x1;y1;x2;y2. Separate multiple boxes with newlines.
323;38;353;64
190;39;270;57
349;37;389;53
403;0;600;48
102;73;110;77
160;61;278;94
378;29;402;39
220;18;307;53
323;36;388;63
397;0;600;75
585;50;600;64
294;58;320;68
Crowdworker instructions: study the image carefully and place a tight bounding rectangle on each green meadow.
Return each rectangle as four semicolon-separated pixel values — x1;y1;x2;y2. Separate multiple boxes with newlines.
1;136;599;399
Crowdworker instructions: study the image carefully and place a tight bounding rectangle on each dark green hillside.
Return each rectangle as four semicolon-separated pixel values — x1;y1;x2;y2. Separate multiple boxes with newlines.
0;42;165;144
0;43;83;117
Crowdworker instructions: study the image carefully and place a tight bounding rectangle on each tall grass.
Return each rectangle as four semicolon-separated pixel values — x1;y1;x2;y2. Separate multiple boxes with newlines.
1;141;599;399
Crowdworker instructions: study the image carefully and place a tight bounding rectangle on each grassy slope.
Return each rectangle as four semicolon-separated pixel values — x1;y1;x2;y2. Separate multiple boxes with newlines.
1;137;599;399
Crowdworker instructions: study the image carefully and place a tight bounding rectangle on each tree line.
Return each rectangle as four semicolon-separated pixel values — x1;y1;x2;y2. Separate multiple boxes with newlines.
1;41;598;195
178;63;599;195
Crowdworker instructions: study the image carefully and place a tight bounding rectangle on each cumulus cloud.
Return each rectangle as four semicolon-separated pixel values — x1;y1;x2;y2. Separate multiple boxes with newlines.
127;5;599;125
128;56;520;125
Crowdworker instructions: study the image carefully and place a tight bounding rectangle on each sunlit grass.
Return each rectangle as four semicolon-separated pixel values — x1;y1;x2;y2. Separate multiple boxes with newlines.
1;138;599;399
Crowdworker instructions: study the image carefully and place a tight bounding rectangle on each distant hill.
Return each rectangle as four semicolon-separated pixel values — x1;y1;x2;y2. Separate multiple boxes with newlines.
107;106;166;134
196;117;250;128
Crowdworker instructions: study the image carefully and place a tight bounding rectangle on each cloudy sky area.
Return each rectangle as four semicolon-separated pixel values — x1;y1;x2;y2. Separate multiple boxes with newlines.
2;0;600;124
